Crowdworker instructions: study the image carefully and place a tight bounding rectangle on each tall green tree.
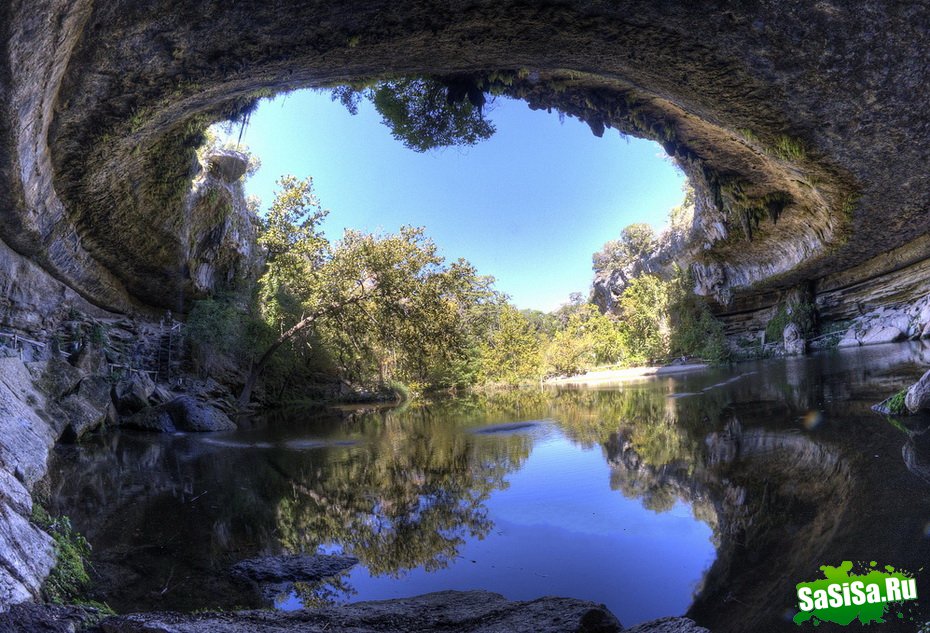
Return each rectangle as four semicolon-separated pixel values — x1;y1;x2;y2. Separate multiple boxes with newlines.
617;274;670;364
240;176;498;403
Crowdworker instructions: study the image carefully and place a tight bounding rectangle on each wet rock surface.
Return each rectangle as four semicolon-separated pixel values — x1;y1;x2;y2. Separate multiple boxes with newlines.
231;554;359;584
97;591;625;633
836;295;930;348
230;553;359;603
0;603;109;633
626;618;709;633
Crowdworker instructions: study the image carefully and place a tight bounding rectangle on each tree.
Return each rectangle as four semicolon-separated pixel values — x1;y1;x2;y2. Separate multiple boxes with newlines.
592;223;657;273
620;223;657;259
667;266;729;363
240;176;497;404
617;274;670;364
238;175;329;404
477;305;543;384
544;304;626;375
332;77;495;152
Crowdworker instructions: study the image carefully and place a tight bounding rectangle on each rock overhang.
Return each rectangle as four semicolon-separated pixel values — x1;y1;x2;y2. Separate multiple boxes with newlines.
2;1;927;321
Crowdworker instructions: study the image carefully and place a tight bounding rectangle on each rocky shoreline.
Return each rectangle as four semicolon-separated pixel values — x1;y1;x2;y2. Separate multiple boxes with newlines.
1;590;709;633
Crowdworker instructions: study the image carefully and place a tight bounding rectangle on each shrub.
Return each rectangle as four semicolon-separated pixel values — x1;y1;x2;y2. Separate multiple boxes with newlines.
31;504;91;605
887;389;908;416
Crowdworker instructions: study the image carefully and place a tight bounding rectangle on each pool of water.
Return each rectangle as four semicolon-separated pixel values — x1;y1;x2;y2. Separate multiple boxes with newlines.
48;342;930;631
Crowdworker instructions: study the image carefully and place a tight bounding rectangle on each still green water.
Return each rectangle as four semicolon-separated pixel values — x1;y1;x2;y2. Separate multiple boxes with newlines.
49;343;930;631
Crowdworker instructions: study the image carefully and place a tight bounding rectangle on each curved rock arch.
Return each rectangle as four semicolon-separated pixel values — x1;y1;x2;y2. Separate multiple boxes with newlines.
4;1;927;322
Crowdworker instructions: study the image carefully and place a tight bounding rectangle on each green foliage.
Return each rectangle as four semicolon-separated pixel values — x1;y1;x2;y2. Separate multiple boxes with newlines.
478;305;543;384
186;296;249;374
667;267;729;363
668;185;695;235
333;77;495;152
275;404;531;577
592;223;657;273
765;305;790;342
88;323;107;346
773;135;806;161
617;275;670;364
543;304;628;376
31;505;93;606
886;389;908;416
765;298;815;342
247;175;510;400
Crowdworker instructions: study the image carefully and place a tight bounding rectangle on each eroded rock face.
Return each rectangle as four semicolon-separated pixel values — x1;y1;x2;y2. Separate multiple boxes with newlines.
0;359;59;605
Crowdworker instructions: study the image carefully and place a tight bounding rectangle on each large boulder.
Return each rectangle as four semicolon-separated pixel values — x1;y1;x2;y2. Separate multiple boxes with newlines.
58;375;117;441
166;396;236;432
859;325;905;346
113;373;157;414
121;405;175;433
206;149;249;183
26;359;83;400
68;342;107;375
122;396;235;433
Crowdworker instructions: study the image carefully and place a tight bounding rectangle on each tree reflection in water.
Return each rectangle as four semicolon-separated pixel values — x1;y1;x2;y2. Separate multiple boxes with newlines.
48;343;930;630
273;408;532;577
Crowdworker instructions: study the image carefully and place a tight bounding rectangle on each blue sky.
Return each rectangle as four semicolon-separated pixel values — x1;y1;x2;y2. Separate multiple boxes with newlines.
229;89;685;312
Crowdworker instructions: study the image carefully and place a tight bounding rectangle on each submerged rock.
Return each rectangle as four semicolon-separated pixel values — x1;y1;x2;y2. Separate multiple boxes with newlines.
122;396;235;432
98;590;623;632
231;553;359;584
231;553;359;603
